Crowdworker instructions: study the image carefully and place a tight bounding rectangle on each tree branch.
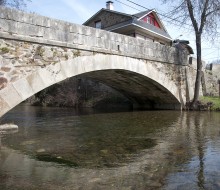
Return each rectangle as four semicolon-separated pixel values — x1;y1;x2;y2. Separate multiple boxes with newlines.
199;0;210;33
185;0;199;32
206;6;220;17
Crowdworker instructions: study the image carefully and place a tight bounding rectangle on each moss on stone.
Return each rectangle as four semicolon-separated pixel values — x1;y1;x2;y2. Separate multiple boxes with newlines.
35;46;45;57
65;54;69;60
0;47;10;54
73;50;81;57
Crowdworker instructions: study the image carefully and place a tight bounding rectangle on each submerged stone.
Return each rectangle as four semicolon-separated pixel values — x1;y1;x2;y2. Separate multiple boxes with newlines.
0;123;18;130
21;140;36;146
36;148;46;153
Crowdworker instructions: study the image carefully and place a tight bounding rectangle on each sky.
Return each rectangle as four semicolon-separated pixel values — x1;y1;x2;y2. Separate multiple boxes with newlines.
25;0;220;64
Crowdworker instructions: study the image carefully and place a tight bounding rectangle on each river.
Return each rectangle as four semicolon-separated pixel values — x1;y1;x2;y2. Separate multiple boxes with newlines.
0;105;220;190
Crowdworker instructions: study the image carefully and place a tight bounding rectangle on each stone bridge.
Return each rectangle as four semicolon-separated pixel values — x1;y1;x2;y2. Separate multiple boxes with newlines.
0;7;196;117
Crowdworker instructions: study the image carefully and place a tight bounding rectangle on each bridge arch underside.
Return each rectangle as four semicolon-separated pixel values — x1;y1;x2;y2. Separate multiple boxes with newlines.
0;54;184;117
81;70;181;110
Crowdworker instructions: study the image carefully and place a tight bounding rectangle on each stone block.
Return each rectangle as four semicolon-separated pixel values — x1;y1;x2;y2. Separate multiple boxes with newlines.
87;36;96;47
30;14;51;27
103;40;110;50
123;36;129;44
94;30;102;38
61;58;85;78
0;84;23;108
115;35;122;43
109;32;116;41
18;22;39;37
124;57;133;71
102;31;110;40
26;71;47;94
80;55;97;74
97;38;105;48
69;24;78;34
49;20;66;31
83;35;90;46
36;69;56;88
46;28;58;40
82;25;91;36
43;62;67;84
90;54;110;71
77;34;84;45
93;37;100;47
112;56;126;70
0;96;10;117
12;78;34;100
69;24;83;34
0;77;8;90
71;33;79;44
66;33;75;42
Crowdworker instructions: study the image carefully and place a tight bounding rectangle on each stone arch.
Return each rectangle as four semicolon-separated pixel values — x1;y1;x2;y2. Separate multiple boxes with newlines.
0;54;183;117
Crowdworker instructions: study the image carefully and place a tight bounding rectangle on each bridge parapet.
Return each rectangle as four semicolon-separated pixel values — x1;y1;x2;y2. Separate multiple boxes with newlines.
0;6;187;65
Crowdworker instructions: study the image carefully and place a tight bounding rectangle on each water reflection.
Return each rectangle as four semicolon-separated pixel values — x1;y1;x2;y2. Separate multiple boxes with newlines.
194;113;205;189
164;112;220;190
1;105;220;189
0;129;18;150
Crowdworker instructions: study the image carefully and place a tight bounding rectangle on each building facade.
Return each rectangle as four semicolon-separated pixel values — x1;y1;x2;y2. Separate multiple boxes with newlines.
84;1;172;46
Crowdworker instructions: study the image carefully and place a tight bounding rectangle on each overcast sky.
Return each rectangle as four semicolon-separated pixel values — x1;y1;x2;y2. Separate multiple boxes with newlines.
25;0;220;63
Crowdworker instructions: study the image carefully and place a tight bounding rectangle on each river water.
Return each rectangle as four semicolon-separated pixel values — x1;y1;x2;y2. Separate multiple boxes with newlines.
0;105;220;190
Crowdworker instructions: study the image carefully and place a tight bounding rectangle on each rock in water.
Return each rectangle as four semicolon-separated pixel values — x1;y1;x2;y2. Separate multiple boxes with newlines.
0;124;18;130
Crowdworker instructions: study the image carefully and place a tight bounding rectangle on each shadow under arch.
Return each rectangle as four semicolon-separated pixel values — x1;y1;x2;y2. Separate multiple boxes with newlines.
80;69;181;110
0;54;183;117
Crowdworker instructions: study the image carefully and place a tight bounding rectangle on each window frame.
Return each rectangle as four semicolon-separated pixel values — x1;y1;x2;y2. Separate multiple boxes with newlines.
95;20;102;29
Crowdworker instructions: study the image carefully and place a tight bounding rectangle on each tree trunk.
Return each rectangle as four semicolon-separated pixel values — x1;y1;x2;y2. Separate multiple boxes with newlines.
192;33;202;107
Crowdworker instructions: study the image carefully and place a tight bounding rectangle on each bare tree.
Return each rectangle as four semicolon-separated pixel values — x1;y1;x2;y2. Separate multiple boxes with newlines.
0;0;30;9
162;0;220;108
0;0;5;5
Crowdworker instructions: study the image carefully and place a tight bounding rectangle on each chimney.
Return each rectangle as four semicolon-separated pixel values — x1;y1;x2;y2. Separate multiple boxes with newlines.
106;1;114;10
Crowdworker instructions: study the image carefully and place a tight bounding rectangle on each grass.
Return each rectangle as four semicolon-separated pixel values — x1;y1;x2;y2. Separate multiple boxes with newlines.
199;96;220;111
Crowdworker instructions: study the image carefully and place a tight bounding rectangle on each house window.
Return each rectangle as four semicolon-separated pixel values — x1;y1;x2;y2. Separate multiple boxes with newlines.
95;20;101;29
129;33;136;37
141;13;161;28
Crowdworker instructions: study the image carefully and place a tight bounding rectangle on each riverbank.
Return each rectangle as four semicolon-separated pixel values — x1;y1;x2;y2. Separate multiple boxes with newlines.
199;96;220;111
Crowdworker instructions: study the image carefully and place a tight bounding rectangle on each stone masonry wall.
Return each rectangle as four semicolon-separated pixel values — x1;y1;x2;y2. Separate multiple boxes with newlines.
0;38;93;90
204;70;219;96
212;64;220;74
190;57;220;97
203;63;220;96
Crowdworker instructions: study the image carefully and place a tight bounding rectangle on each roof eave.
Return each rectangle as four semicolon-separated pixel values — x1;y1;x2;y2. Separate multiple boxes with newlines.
132;23;172;41
83;8;132;25
83;9;104;25
137;10;169;34
109;23;172;42
137;9;155;20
